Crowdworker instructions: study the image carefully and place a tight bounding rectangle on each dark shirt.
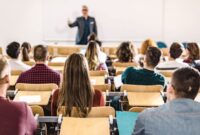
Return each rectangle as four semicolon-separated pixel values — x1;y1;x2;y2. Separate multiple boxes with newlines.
51;89;105;116
0;97;37;135
122;67;165;86
17;64;61;86
79;18;90;45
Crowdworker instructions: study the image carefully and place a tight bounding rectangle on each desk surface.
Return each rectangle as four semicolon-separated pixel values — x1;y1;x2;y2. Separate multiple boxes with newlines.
60;117;110;135
128;92;164;107
14;91;51;106
90;76;105;85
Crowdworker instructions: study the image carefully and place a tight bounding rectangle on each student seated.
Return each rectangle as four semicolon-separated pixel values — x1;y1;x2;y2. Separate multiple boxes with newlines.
0;56;36;135
133;67;200;135
184;42;200;64
6;42;30;71
157;42;188;70
85;41;108;71
116;41;138;64
51;53;105;116
21;42;32;62
122;47;165;86
17;45;60;86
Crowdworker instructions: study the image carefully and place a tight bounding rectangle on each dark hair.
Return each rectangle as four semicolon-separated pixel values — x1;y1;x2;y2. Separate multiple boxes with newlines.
172;67;200;99
145;47;161;67
21;42;31;61
169;42;183;59
6;42;20;59
58;53;93;117
88;33;102;47
116;42;136;62
33;45;47;62
186;43;200;61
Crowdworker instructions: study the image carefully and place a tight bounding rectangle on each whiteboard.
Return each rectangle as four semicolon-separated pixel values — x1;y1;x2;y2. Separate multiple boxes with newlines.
43;0;164;42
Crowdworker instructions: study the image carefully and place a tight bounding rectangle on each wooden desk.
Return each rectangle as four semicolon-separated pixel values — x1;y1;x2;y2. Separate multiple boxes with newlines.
14;91;51;106
49;66;63;73
127;92;164;107
10;75;18;86
90;76;105;85
195;93;200;102
60;117;110;135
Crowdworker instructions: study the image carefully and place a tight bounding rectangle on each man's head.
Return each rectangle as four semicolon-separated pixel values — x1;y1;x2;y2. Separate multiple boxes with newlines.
82;5;89;17
144;47;161;68
6;42;20;59
0;56;10;92
169;42;183;59
167;67;200;101
33;45;47;63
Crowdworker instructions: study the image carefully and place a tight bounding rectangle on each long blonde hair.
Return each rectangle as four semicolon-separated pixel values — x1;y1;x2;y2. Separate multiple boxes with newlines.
140;39;157;55
85;41;100;70
58;53;94;117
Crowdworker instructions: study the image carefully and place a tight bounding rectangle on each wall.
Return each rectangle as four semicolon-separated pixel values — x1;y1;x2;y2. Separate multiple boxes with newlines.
0;0;200;52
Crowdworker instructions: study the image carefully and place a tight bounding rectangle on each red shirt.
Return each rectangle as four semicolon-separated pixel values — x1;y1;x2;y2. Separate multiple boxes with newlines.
17;64;61;86
0;97;37;135
51;89;105;116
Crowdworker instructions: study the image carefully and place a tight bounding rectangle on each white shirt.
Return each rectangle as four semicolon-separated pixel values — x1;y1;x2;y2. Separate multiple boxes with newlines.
157;59;188;69
8;59;31;71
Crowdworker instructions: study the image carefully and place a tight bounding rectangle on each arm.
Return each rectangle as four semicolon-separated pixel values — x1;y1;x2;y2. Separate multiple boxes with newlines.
25;104;37;135
132;113;146;135
68;18;78;28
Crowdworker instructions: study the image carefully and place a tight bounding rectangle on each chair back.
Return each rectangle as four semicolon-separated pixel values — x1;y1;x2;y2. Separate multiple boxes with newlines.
57;46;81;56
121;84;163;92
23;61;35;66
30;105;44;116
16;83;58;91
160;48;169;57
159;70;174;77
89;70;107;77
129;107;148;113
93;84;111;92
48;62;65;67
58;106;115;117
113;62;137;68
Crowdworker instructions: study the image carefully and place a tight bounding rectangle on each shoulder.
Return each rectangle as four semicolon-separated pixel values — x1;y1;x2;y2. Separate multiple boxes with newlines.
125;67;137;73
94;89;103;97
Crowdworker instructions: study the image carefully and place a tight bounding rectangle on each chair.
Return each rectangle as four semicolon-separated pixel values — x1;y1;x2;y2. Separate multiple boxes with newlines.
157;41;167;49
129;107;148;113
11;70;23;76
16;83;58;91
58;106;115;117
89;70;107;76
159;70;173;77
48;62;65;67
30;105;44;116
121;84;163;92
102;47;117;59
93;84;111;92
160;48;169;57
113;62;137;75
23;61;35;66
57;46;81;56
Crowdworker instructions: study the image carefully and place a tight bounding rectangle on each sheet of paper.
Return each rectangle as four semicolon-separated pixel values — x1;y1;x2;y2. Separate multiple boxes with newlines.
19;95;41;103
114;75;123;88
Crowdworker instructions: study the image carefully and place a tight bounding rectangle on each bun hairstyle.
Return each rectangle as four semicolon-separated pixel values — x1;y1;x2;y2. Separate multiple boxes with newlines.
145;47;161;68
21;42;31;61
6;42;20;59
116;42;136;62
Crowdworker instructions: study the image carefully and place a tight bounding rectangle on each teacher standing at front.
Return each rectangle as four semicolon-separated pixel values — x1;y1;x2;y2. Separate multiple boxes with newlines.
68;5;98;45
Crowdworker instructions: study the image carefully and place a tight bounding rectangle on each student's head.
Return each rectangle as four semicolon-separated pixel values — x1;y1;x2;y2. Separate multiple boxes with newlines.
21;42;31;61
88;33;102;47
0;56;10;92
167;67;200;101
186;43;200;61
85;41;100;70
33;45;47;63
58;53;93;117
6;42;20;59
116;42;136;62
169;42;183;59
140;39;157;55
144;47;161;68
82;5;89;17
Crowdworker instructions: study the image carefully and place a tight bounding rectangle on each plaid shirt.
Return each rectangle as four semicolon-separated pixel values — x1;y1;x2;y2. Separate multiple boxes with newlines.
16;64;61;86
